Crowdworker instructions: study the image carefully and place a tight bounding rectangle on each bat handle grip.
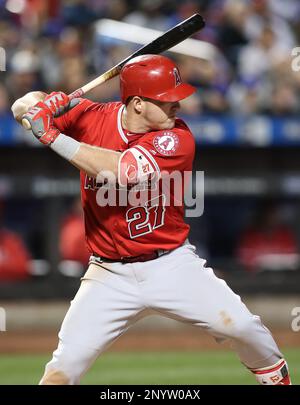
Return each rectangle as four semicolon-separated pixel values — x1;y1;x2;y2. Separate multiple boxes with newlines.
69;88;84;99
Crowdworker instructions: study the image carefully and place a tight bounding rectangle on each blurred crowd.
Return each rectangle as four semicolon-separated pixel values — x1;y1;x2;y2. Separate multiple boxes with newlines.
1;0;300;119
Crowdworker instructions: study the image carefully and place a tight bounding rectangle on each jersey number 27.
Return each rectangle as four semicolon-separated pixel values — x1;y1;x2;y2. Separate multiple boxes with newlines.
126;195;166;239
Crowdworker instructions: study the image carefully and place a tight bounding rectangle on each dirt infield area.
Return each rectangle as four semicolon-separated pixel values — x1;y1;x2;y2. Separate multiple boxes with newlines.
1;328;299;354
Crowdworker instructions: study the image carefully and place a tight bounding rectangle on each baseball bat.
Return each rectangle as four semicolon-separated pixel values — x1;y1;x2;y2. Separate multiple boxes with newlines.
22;14;205;130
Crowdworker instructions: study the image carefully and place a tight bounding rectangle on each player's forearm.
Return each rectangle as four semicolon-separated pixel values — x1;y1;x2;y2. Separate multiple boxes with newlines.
11;91;47;123
21;92;121;179
49;134;120;179
70;143;121;178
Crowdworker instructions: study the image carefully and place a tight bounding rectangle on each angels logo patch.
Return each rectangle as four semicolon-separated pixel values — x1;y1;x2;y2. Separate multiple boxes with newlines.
153;132;179;156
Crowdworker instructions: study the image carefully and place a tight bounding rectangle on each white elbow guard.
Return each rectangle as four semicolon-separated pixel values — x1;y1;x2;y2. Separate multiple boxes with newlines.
118;146;159;187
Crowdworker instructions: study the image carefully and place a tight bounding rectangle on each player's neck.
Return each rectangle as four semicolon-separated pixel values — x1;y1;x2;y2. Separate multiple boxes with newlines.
121;106;150;134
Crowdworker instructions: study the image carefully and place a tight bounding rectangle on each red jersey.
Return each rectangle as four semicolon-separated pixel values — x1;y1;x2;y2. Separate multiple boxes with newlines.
237;226;298;272
54;100;195;259
60;214;90;265
0;230;30;280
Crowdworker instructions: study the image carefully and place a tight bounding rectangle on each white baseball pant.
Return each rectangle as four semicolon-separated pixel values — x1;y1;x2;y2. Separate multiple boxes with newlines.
40;241;282;384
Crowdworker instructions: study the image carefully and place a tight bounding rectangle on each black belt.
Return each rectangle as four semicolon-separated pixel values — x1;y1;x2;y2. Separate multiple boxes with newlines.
90;250;168;264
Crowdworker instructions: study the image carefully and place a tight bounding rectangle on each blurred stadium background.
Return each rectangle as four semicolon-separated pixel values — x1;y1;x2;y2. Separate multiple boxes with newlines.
0;0;300;384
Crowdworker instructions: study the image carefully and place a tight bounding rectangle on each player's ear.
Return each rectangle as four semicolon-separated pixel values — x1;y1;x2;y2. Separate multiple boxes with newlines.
132;96;143;114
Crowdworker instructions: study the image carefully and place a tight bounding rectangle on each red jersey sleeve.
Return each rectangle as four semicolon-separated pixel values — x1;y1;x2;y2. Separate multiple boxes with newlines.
0;232;31;280
53;98;103;142
133;119;195;176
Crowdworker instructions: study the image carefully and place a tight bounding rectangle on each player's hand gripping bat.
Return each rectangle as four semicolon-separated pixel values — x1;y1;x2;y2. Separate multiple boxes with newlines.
22;13;205;130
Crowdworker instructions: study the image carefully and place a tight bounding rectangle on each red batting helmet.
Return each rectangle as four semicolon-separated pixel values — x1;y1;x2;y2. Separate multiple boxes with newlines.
120;54;196;104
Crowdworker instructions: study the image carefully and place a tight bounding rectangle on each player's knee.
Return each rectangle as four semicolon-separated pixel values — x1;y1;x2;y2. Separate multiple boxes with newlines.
39;368;71;385
229;315;263;341
214;312;261;341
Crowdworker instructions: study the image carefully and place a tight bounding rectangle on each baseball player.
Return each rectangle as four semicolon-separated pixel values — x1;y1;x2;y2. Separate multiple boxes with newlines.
12;55;291;385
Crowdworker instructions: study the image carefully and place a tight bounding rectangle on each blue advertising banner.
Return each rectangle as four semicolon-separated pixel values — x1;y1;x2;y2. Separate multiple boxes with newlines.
182;115;300;147
1;114;300;146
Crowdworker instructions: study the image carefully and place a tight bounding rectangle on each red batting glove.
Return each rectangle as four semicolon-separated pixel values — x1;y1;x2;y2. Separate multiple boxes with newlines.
22;102;61;145
43;91;80;117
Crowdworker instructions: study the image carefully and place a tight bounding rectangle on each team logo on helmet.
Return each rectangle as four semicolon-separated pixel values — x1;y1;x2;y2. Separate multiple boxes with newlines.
153;132;179;156
173;68;181;87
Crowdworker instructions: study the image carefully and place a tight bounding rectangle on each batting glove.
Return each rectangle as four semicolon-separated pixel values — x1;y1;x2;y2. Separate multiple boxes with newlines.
43;91;80;117
22;102;61;145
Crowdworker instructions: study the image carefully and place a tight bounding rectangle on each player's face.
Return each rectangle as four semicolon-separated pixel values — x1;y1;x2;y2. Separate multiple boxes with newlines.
142;98;180;130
